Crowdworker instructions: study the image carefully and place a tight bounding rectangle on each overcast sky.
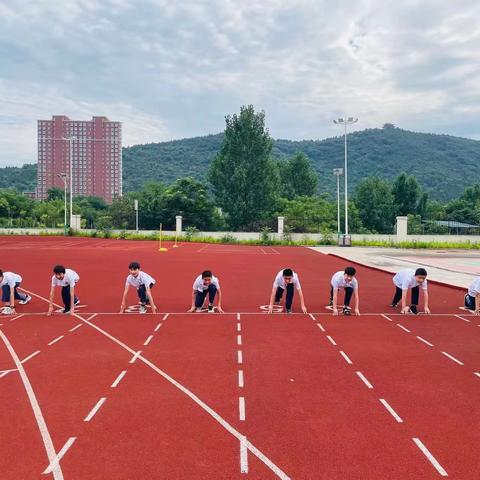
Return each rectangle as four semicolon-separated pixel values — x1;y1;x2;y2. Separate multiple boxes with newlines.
1;0;479;166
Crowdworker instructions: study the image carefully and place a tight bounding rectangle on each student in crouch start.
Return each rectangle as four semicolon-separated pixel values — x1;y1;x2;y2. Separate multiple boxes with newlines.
268;268;307;314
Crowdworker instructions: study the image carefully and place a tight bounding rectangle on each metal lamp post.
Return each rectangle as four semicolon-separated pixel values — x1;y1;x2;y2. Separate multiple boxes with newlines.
333;117;358;243
333;168;343;235
66;136;76;229
57;173;68;234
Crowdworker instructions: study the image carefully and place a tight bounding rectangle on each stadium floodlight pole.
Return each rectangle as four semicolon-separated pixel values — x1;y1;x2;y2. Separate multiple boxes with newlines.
65;136;76;229
333;117;358;236
57;173;68;234
333;168;343;235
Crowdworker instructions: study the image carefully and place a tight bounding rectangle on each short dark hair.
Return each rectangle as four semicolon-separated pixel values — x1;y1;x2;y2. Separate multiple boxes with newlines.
202;270;212;278
0;270;3;277
344;266;356;276
128;262;141;270
53;265;66;274
283;268;293;277
415;268;427;277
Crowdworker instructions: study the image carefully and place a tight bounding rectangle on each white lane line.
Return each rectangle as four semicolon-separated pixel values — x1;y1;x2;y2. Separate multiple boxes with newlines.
309;313;316;321
237;323;242;332
455;314;471;323
0;370;15;378
84;397;107;422
21;350;40;364
416;336;434;347
9;314;25;322
85;314;97;321
441;351;464;365
129;350;142;363
239;397;246;421
111;370;127;388
474;372;480;378
240;436;248;473
237;335;242;346
238;370;244;388
47;335;64;346
339;351;353;365
237;350;243;364
42;437;76;475
396;323;411;333
66;310;291;479
154;322;162;332
316;323;326;332
412;438;448;477
381;314;393;322
356;371;373;389
379;399;403;423
326;335;337;346
0;329;64;480
237;313;241;321
162;313;169;320
69;324;83;332
143;335;154;346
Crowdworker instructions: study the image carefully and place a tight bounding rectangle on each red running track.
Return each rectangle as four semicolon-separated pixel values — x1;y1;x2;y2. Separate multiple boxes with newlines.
0;236;478;479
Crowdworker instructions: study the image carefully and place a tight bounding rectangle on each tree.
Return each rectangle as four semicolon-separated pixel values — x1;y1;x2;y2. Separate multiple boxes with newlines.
109;194;136;229
278;195;335;232
209;105;279;230
279;152;318;199
137;182;167;229
354;177;395;233
392;173;422;216
47;187;64;201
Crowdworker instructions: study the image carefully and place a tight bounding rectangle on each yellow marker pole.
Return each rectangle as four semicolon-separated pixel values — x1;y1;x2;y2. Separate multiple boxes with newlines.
158;223;168;252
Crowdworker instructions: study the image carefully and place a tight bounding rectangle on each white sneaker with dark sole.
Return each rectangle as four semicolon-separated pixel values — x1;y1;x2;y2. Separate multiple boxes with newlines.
19;295;32;305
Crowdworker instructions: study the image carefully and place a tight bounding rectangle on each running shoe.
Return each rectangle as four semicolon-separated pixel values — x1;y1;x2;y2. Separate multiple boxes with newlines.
343;306;352;316
139;304;147;314
409;305;418;315
19;295;31;305
208;304;215;313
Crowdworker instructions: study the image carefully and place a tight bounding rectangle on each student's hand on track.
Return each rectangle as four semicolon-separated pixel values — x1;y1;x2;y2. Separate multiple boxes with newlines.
10;308;16;315
401;306;410;314
267;305;273;314
70;310;75;316
119;305;125;314
217;306;224;313
47;307;53;316
187;306;196;313
424;307;431;314
151;305;158;314
301;305;308;314
355;309;361;316
475;310;480;316
333;308;339;316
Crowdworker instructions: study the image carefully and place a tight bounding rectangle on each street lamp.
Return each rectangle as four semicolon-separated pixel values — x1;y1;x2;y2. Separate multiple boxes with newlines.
333;168;343;235
333;117;358;240
66;136;76;229
57;173;68;234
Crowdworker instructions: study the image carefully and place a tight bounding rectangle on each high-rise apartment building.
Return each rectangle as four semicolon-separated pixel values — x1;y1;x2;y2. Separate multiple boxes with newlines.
37;115;122;203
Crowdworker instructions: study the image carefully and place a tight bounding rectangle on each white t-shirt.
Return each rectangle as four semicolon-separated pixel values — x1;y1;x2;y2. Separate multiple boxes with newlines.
126;271;155;289
193;275;220;292
273;270;301;290
393;269;428;291
51;269;79;287
0;272;22;288
331;271;358;290
468;277;480;297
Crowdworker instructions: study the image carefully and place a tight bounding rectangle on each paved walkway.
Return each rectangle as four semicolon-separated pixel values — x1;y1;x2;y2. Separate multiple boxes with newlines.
310;246;480;289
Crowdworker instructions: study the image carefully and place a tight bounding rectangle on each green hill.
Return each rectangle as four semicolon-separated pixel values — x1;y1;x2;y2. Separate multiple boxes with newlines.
2;126;480;201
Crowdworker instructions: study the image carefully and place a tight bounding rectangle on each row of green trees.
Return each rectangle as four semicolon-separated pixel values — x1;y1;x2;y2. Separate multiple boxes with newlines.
1;105;479;233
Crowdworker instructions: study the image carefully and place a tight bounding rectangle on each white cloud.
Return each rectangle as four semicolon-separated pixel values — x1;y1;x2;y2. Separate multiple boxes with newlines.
0;0;479;166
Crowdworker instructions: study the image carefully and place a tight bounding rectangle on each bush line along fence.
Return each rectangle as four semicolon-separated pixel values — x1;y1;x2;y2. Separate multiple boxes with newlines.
1;216;480;248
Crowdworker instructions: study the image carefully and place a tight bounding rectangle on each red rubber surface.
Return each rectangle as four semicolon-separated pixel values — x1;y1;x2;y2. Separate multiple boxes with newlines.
0;236;478;479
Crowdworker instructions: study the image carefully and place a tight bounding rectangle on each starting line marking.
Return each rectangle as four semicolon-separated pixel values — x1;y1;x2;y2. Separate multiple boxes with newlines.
356;371;373;389
21;350;40;364
42;437;76;475
309;313;316;321
143;335;154;346
416;336;434;347
441;351;464;365
240;436;248;473
47;335;64;346
455;314;471;323
84;397;106;422
239;397;246;421
162;313;169;321
111;370;127;388
413;438;448;476
69;324;82;332
237;313;241;321
381;314;393;322
379;399;403;423
339;351;353;365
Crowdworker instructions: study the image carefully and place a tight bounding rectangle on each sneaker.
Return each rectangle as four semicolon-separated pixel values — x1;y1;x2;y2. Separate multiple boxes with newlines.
19;295;31;305
274;301;281;306
208;304;215;313
139;304;147;314
409;305;418;315
391;303;398;308
286;308;292;314
195;307;203;312
343;306;352;316
1;306;12;315
63;308;70;314
74;297;80;306
328;300;333;307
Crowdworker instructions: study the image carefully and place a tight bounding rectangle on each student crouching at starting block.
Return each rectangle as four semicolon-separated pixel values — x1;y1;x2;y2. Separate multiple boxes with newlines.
391;268;430;314
464;276;480;315
0;269;31;314
188;270;224;313
47;265;80;316
329;267;360;316
120;262;157;314
268;268;307;314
